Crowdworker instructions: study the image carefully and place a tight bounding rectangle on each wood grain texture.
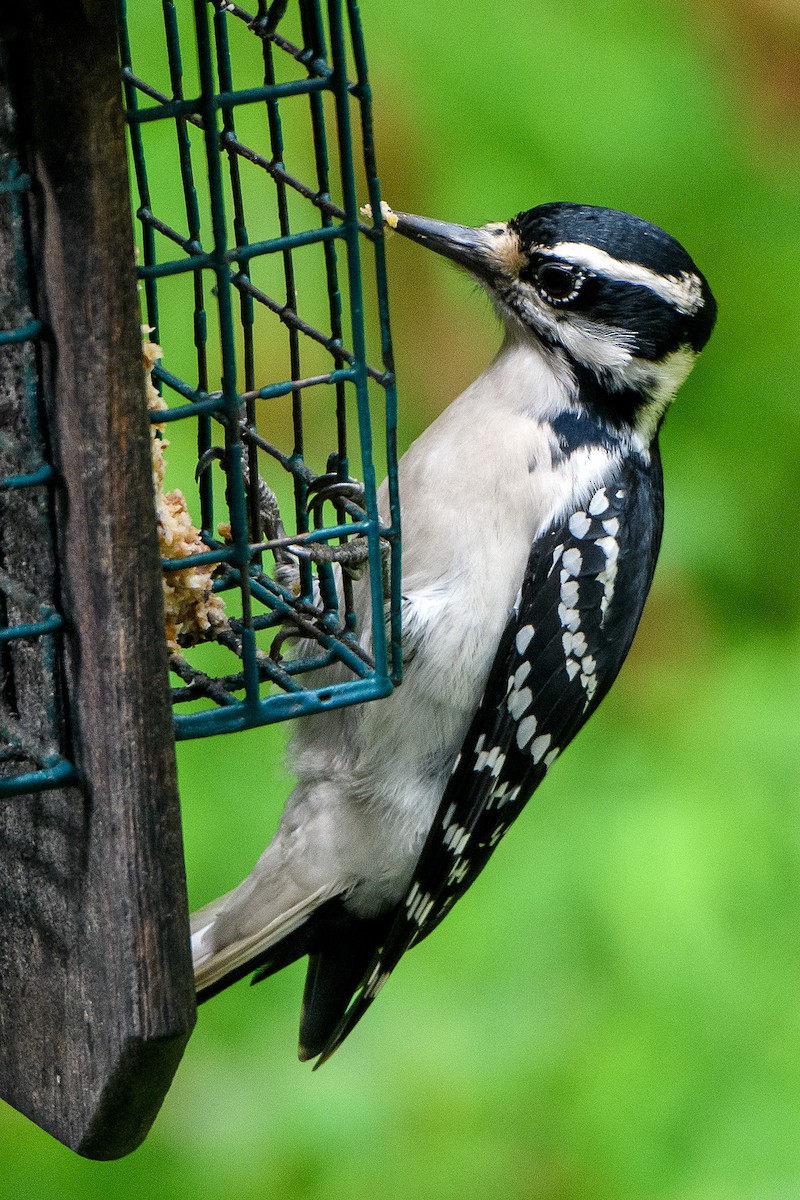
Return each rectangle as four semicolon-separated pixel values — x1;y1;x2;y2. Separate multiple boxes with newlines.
0;0;196;1159
0;47;64;783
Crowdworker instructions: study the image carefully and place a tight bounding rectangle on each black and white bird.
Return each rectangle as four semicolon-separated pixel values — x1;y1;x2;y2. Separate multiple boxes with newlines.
191;201;717;1064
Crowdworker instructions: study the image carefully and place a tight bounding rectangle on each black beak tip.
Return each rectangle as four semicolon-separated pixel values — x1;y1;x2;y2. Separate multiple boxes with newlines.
371;205;495;280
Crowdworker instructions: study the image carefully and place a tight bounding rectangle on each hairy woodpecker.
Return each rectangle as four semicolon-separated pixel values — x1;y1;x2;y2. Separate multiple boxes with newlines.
192;201;717;1064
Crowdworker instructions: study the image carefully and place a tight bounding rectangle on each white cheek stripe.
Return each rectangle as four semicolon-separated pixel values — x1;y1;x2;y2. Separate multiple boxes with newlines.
540;241;704;316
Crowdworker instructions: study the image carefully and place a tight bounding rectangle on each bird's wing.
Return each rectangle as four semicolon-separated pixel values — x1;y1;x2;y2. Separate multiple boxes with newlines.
315;449;663;1064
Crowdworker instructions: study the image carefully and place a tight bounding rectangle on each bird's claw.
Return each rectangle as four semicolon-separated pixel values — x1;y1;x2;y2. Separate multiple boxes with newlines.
195;444;227;481
306;472;366;521
195;441;287;548
193;439;377;588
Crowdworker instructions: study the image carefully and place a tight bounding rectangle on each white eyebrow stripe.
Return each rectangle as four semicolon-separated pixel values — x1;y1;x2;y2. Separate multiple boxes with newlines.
540;241;704;315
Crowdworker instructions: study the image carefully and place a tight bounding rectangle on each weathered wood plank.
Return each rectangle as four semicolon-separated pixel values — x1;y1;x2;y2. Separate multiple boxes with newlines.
0;40;63;788
0;0;196;1159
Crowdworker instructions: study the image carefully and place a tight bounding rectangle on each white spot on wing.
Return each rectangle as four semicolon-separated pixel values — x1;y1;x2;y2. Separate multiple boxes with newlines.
558;603;580;632
513;661;532;689
485;745;502;774
444;823;469;855
596;535;620;563
531;733;552;763
407;887;434;926
560;578;579;605
365;966;390;998
568;511;591;539
563;631;588;657
516;714;537;750
489;781;509;806
448;859;469;886
596;533;620;622
561;547;583;577
515;625;535;655
475;743;506;774
580;673;598;701
589;489;610;516
508;685;532;720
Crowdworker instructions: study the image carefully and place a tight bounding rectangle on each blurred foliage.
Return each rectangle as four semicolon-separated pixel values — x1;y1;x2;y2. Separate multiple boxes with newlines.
3;0;800;1197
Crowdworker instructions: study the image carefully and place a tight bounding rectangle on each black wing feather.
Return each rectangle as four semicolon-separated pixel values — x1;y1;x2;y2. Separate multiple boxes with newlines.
315;449;664;1064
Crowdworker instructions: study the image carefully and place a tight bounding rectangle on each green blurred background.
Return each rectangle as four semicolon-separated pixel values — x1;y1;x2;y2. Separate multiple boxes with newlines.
4;0;800;1196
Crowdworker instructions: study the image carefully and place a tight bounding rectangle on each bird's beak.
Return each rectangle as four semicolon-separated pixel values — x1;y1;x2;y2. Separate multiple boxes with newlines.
389;211;507;283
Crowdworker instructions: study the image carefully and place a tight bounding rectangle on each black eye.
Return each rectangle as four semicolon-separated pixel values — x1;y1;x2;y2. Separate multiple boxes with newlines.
534;261;582;304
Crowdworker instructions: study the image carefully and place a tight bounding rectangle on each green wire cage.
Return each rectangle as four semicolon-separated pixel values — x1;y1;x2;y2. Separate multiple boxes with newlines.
119;0;402;740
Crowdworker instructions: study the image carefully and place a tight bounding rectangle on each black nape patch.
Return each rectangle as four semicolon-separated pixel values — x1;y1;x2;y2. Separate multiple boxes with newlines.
571;362;646;430
550;410;621;456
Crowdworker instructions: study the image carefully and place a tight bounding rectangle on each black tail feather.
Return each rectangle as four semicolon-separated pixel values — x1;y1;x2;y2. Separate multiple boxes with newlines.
298;909;393;1061
197;896;393;1064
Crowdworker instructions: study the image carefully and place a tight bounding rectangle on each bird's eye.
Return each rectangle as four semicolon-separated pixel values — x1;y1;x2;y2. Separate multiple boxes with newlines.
534;261;582;304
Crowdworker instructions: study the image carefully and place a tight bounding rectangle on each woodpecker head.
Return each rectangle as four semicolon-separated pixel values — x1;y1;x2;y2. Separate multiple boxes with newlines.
390;202;716;436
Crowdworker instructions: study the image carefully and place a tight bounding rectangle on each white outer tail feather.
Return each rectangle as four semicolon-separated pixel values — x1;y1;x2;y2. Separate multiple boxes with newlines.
191;882;340;994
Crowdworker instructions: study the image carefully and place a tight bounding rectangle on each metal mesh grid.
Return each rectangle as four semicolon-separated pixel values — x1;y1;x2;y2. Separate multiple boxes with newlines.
118;0;401;739
0;116;79;800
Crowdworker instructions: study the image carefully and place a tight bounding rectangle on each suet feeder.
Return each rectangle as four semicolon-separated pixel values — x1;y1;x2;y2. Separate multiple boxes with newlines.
0;0;399;1158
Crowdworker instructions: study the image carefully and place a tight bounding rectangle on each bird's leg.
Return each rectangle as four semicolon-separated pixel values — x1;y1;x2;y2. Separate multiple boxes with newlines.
196;441;382;588
195;441;298;585
304;464;373;582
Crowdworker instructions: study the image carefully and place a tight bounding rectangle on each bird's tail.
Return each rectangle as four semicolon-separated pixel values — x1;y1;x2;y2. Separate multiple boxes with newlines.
191;879;392;1061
